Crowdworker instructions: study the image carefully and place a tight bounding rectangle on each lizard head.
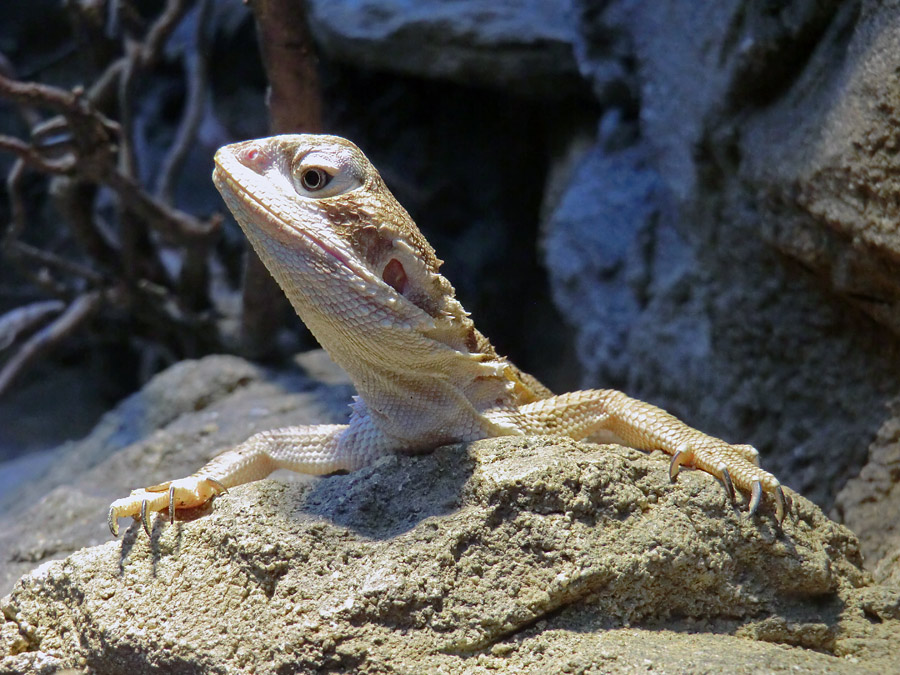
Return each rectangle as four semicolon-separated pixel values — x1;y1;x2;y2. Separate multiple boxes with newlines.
213;134;489;360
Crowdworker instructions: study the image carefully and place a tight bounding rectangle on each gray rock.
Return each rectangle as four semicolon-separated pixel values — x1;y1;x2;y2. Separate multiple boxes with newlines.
544;0;900;511
735;2;900;333
306;0;584;96
543;132;900;510
835;398;900;585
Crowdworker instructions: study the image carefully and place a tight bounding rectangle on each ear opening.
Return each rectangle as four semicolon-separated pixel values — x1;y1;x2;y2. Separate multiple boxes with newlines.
382;258;408;294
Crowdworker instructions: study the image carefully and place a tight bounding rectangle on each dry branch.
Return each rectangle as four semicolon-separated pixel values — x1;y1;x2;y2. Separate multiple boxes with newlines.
0;0;229;398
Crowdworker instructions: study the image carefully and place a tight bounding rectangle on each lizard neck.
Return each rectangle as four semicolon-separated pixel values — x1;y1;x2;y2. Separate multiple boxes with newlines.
239;219;521;445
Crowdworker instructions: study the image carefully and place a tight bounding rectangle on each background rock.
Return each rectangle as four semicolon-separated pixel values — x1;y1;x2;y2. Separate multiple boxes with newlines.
835;399;900;583
306;0;584;97
543;0;900;510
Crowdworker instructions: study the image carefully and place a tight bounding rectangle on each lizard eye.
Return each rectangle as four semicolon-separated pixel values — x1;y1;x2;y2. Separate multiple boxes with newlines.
291;149;364;198
300;167;332;191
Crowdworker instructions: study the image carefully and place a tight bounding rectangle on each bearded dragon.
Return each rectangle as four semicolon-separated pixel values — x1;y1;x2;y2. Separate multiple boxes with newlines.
107;134;787;536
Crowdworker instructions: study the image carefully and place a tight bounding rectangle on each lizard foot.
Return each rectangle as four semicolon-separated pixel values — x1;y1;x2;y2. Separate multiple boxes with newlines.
668;441;789;522
108;476;227;537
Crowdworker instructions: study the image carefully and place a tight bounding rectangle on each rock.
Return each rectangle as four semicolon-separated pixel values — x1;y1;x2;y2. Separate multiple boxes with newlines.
835;398;900;584
544;0;900;510
2;352;899;672
735;3;900;334
0;351;354;598
306;0;585;96
4;431;898;673
543;133;900;511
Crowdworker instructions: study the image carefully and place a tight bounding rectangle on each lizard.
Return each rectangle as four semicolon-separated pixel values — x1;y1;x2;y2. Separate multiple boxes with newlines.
107;134;788;537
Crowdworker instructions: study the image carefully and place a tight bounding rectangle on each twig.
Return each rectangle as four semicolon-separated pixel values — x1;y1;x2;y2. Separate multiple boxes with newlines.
4;158;27;242
117;39;140;181
0;290;102;396
156;0;212;204
0;300;66;350
142;0;196;63
0;135;75;174
8;241;105;284
49;178;121;272
104;168;218;240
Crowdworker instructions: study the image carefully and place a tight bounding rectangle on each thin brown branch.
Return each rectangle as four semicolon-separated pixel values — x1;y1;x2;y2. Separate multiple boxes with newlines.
0;300;66;351
0;135;75;174
49;178;121;272
0;50;42;129
0;73;118;144
4;158;27;242
9;241;105;284
142;0;196;64
117;40;140;181
0;71;78;113
105;168;218;240
0;290;102;396
156;0;212;204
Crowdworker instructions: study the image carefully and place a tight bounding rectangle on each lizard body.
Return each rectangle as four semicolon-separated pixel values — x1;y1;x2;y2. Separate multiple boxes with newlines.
108;134;786;536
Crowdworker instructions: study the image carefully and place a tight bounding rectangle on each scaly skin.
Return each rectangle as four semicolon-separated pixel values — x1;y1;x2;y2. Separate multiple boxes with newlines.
108;134;788;537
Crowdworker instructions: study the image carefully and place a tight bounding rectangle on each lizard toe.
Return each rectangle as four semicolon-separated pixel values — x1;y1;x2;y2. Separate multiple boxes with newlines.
107;476;226;537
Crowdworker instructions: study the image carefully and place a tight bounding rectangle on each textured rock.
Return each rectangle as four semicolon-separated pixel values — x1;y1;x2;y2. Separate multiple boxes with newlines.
835;399;900;584
3;351;900;673
0;351;354;597
736;2;900;333
306;0;584;96
544;0;900;511
544;134;900;511
4;431;897;674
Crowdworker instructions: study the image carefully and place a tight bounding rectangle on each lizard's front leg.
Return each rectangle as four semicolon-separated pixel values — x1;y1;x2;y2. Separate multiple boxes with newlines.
108;420;390;536
488;389;788;521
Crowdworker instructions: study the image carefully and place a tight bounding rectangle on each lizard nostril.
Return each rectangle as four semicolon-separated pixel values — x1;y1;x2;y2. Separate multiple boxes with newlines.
238;145;266;170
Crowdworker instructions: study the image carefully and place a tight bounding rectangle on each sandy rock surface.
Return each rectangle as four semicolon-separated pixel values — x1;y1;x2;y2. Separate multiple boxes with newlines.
2;353;899;673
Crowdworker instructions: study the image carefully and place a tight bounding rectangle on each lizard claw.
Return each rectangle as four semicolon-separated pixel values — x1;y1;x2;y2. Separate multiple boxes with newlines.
746;480;788;523
720;467;736;504
773;485;787;523
141;499;151;537
107;475;226;537
208;477;228;494
662;438;786;522
107;506;120;537
669;443;692;481
748;480;762;516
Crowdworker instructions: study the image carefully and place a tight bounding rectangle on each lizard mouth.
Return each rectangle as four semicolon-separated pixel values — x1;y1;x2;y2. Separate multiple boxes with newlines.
213;156;365;281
